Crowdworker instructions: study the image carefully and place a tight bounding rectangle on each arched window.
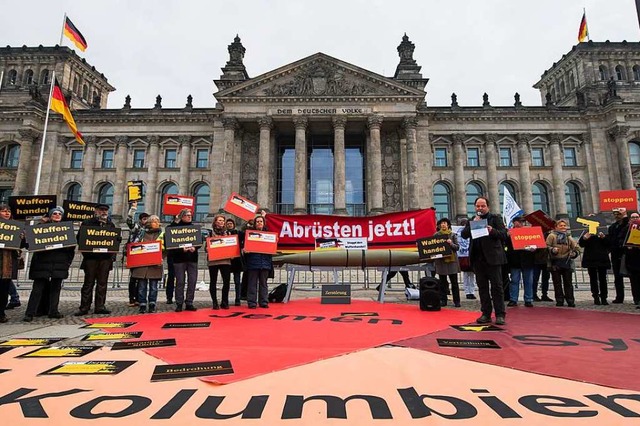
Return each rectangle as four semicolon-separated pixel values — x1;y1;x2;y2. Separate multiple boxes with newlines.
193;183;210;222
466;181;484;218
66;183;82;201
82;84;89;100
23;69;34;85
160;182;178;222
559;80;566;97
565;181;583;218
634;65;640;81
7;69;17;85
599;65;608;81
615;65;625;81
499;181;518;213
40;69;50;85
433;182;452;220
97;183;114;209
73;77;79;93
550;88;556;102
0;144;20;168
532;182;550;214
630;142;640;165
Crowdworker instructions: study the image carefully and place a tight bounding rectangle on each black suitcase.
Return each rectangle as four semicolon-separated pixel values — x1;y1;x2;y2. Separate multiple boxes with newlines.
419;276;441;311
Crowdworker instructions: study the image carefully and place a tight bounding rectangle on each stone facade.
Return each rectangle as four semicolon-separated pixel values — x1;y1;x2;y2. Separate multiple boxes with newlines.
1;37;640;224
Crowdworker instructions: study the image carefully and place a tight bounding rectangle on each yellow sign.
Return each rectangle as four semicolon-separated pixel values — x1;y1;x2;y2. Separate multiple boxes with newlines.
626;227;640;246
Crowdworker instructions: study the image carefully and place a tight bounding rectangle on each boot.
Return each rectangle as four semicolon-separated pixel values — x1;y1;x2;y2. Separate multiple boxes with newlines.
594;296;601;305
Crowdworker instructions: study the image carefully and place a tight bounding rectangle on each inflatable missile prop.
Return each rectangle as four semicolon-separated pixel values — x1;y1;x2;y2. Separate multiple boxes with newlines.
273;249;422;267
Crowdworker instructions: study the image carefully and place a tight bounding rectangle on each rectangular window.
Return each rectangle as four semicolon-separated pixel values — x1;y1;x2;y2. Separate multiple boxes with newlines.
101;149;114;169
434;148;447;167
164;149;177;168
531;147;544;167
70;150;83;169
499;147;512;167
467;148;479;167
133;149;145;168
563;147;577;166
196;148;209;168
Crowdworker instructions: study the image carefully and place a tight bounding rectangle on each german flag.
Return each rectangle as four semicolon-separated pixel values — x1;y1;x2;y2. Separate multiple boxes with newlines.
63;17;87;52
50;79;85;145
578;12;589;43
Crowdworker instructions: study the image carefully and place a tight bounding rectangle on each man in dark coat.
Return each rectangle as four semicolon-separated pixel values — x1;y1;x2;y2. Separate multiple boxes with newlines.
461;197;508;325
23;206;75;320
74;204;119;315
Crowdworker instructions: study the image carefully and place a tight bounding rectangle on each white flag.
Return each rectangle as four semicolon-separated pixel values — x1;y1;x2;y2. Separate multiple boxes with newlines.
502;187;524;228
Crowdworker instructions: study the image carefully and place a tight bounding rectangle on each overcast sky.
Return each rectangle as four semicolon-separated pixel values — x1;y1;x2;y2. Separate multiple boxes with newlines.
2;0;639;109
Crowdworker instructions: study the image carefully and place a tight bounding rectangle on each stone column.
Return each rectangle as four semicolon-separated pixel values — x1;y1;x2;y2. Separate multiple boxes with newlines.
517;133;533;213
112;135;128;218
367;115;384;214
178;135;191;194
15;128;37;195
403;117;419;210
146;136;160;215
549;134;567;216
581;132;600;212
80;136;97;202
215;117;238;212
452;134;467;217
332;116;347;215
608;125;633;189
257;116;273;210
293;116;308;214
484;134;499;208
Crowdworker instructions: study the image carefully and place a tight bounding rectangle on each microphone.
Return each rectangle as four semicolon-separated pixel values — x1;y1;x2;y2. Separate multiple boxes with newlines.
476;211;482;216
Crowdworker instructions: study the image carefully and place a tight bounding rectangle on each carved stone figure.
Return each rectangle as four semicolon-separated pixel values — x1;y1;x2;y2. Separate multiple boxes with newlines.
154;95;162;109
123;95;131;109
451;92;458;107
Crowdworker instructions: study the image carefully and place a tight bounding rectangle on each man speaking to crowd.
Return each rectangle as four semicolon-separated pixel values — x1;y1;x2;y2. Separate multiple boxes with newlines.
461;197;508;325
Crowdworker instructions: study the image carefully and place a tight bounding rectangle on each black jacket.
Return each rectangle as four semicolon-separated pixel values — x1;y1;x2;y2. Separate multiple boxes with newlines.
607;217;629;257
165;221;199;264
461;212;507;266
579;234;611;269
506;236;536;269
29;246;75;280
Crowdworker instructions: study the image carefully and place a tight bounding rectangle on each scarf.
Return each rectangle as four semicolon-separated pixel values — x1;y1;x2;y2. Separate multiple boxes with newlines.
436;229;456;263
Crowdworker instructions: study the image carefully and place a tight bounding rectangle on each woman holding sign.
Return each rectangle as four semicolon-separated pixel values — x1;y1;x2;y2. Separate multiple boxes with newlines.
0;204;23;323
433;218;461;307
208;214;232;310
244;215;273;309
546;219;579;307
23;206;74;321
130;215;164;314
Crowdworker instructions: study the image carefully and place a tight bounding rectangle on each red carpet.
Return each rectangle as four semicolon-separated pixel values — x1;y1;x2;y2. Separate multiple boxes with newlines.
87;299;477;383
395;306;640;391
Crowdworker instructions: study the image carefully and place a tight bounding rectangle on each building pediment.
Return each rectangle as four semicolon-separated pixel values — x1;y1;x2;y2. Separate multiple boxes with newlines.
214;53;426;102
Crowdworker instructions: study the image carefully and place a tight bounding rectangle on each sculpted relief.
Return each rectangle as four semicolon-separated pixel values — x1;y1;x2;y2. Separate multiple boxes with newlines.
381;131;402;211
263;62;376;97
240;132;259;200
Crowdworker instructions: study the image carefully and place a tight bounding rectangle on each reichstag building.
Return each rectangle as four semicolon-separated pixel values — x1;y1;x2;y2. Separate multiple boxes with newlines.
1;35;639;222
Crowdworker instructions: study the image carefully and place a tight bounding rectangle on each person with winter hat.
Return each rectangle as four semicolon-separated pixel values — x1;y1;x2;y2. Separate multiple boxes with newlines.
166;208;199;312
23;206;75;321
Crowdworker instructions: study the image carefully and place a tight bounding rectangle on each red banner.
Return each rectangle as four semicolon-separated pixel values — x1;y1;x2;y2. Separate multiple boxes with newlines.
599;189;637;211
265;209;437;252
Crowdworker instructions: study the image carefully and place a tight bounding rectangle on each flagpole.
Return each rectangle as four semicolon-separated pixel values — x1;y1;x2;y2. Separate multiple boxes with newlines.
59;13;67;46
34;71;56;196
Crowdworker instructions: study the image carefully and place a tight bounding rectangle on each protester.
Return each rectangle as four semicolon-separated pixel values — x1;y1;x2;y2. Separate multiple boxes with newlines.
506;216;536;307
167;209;199;312
607;207;630;303
208;214;232;310
533;237;553;302
433;218;461;307
130;215;163;314
0;204;22;323
238;218;256;301
244;215;272;309
75;203;119;316
547;218;579;307
23;206;74;321
624;216;640;308
578;225;610;305
164;214;180;304
125;201;149;307
461;197;508;325
226;218;243;306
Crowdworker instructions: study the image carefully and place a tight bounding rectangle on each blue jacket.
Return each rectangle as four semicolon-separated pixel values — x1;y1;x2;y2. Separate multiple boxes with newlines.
244;252;272;270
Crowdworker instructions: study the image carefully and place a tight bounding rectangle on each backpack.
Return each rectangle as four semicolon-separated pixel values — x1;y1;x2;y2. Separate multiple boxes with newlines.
268;283;288;303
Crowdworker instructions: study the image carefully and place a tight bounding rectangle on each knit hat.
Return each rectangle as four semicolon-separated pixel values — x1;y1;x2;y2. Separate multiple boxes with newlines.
139;212;150;220
49;206;64;216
